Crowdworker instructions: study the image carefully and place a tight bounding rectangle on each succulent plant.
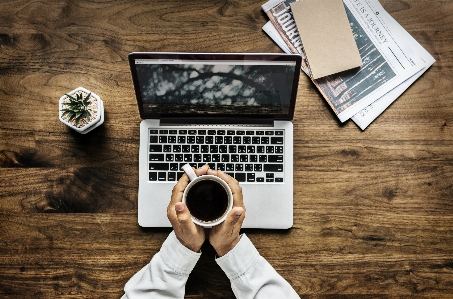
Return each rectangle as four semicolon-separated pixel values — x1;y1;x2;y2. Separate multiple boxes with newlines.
60;92;92;127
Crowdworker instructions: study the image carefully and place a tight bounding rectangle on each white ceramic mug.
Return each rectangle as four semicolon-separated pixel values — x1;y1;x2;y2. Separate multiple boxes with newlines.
182;164;233;227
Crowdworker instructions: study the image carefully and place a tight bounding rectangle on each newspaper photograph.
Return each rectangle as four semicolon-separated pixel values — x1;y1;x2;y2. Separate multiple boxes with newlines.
262;0;427;125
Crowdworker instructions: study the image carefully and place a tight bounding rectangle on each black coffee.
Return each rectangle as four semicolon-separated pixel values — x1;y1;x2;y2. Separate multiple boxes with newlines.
186;179;229;222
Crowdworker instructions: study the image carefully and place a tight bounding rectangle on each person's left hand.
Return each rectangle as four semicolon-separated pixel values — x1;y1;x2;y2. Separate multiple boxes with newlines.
167;165;209;252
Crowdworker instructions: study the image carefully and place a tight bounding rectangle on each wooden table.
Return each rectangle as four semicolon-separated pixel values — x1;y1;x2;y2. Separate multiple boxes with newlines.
1;1;452;298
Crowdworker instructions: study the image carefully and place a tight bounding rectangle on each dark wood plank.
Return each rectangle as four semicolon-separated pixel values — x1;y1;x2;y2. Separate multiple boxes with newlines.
1;0;453;298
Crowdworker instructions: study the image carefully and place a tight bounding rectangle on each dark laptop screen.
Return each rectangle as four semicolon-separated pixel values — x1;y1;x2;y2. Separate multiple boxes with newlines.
129;53;301;120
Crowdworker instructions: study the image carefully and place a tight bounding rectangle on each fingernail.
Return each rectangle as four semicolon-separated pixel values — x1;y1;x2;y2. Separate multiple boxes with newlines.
234;210;243;217
175;203;185;212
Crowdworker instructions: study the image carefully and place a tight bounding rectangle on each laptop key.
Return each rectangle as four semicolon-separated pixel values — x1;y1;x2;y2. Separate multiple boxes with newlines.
268;155;283;163
149;154;164;161
191;145;199;153
264;164;283;172
149;145;162;152
247;173;255;182
271;137;284;144
182;145;190;152
254;164;263;171
149;172;158;181
168;172;176;181
149;163;169;171
201;145;209;153
219;145;228;153
158;172;166;181
235;173;246;182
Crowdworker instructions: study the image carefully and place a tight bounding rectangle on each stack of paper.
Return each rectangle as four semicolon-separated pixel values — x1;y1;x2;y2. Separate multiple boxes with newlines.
261;0;435;130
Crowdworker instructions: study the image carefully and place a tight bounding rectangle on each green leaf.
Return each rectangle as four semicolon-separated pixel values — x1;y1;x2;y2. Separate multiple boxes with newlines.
83;93;92;105
65;93;76;101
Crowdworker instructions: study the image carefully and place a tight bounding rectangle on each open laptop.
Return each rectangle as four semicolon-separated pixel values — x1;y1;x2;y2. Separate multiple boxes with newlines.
128;52;302;229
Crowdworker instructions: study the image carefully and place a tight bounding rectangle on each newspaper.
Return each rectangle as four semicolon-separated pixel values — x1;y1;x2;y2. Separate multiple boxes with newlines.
262;0;431;128
350;0;435;129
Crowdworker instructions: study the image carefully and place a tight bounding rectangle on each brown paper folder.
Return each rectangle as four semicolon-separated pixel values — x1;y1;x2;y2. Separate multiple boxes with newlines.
291;0;362;79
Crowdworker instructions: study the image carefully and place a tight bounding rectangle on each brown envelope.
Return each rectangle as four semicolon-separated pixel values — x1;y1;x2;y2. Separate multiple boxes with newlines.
291;0;362;79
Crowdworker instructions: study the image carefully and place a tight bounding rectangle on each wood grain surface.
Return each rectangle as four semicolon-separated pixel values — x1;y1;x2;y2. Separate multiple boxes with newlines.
1;0;452;298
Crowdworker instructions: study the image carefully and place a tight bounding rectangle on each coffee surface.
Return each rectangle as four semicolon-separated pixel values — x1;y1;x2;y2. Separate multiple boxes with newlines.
186;179;229;222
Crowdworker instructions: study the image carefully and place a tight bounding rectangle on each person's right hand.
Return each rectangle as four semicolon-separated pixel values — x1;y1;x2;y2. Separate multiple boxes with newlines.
207;169;246;256
167;165;210;252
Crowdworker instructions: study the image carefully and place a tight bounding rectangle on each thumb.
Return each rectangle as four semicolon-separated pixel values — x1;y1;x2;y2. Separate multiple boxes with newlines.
226;207;245;227
175;202;196;228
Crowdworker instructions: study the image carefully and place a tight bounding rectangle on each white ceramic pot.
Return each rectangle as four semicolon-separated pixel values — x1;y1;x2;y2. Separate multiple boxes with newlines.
59;87;104;134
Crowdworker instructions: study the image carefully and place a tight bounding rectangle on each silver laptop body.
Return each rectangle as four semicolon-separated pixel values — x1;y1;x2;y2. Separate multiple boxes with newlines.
129;52;301;229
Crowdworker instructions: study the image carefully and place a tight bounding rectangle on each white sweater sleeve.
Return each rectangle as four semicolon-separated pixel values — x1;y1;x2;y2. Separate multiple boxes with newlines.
121;231;201;299
215;234;300;299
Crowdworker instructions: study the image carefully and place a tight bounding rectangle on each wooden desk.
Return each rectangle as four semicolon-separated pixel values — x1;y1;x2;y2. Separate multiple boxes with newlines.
1;0;452;298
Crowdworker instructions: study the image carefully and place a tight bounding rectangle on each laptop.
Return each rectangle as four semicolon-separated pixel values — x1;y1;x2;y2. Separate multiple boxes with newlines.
128;52;302;229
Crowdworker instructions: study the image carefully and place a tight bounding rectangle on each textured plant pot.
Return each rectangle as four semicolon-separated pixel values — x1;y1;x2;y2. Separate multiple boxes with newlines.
59;87;104;134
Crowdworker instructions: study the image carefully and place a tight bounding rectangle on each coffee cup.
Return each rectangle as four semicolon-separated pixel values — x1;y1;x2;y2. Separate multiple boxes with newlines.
181;163;233;227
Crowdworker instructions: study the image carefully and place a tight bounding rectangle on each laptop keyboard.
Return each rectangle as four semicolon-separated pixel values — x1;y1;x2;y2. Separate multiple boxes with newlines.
148;128;284;183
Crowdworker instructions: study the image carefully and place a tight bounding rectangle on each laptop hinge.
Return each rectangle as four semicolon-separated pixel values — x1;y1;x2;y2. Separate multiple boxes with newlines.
160;117;274;127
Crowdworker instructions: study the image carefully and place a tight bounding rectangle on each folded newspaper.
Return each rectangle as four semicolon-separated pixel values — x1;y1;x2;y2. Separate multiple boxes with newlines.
262;0;435;129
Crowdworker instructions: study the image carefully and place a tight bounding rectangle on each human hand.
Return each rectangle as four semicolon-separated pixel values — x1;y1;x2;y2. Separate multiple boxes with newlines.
167;165;210;252
207;169;246;256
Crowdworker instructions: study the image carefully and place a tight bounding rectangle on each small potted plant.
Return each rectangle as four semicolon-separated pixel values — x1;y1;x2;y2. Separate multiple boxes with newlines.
59;87;104;134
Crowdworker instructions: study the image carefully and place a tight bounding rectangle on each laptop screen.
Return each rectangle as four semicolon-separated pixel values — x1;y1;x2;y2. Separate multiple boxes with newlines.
129;53;301;120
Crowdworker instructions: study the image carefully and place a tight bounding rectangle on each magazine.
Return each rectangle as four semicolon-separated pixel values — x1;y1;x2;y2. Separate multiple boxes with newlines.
262;0;430;128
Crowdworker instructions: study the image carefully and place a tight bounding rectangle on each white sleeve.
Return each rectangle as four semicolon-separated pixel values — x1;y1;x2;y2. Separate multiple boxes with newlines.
121;231;201;299
215;234;300;299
